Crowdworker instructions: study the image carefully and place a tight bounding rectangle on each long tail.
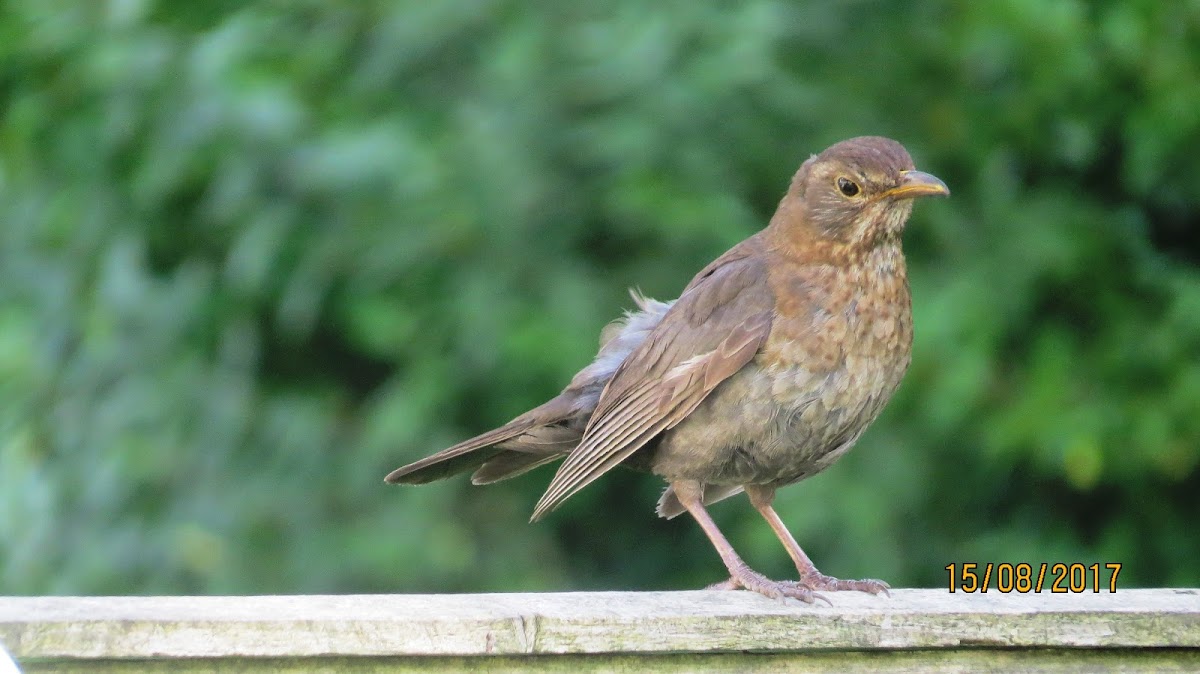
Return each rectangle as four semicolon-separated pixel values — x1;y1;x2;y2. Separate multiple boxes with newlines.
385;290;674;489
384;397;576;485
384;419;537;485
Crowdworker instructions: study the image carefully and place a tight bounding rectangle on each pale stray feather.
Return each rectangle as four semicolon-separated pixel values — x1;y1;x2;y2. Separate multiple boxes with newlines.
582;289;674;380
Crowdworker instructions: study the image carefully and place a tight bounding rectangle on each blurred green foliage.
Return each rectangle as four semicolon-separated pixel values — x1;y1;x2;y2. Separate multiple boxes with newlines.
1;0;1197;595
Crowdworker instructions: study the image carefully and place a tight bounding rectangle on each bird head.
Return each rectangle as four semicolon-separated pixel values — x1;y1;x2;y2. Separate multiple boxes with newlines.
773;136;949;256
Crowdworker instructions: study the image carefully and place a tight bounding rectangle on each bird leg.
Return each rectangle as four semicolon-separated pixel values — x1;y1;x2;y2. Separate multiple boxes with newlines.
672;480;823;604
745;485;890;595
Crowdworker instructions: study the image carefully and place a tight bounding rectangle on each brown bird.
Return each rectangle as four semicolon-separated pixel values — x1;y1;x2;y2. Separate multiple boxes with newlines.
386;136;949;602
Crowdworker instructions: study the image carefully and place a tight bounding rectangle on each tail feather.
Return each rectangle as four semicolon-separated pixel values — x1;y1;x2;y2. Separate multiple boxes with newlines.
496;425;581;452
386;394;581;485
469;426;582;484
471;452;565;485
384;420;538;485
656;484;744;519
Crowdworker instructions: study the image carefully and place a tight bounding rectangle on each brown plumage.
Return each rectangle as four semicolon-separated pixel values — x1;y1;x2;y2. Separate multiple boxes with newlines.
386;136;949;602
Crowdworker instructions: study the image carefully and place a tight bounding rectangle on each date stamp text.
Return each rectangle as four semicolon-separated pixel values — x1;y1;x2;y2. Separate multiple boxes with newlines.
945;562;1121;593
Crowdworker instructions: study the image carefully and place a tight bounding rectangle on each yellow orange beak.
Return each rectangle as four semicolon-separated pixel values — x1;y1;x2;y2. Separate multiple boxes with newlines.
881;170;950;200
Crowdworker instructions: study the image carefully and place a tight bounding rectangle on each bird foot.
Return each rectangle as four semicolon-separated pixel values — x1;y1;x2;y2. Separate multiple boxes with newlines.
706;566;831;605
789;572;891;596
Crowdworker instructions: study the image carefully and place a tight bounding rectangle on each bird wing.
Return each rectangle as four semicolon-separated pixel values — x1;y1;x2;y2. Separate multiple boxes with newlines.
530;239;776;520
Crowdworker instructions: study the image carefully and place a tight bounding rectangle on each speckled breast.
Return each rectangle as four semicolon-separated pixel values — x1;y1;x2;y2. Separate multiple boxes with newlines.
649;256;913;487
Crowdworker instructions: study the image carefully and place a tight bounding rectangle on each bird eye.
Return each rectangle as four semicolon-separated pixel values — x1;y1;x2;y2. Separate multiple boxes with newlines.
837;177;861;197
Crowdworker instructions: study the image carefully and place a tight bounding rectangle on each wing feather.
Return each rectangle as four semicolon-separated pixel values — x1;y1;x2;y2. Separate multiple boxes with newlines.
535;384;662;500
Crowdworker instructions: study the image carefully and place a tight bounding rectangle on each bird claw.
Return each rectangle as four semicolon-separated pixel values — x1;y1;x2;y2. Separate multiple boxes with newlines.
789;573;891;596
708;567;827;605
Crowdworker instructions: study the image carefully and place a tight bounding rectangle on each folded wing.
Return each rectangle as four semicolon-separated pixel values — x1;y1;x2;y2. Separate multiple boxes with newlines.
531;240;776;520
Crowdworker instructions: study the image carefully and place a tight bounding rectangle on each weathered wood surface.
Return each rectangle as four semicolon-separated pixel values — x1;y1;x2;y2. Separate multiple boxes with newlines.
2;589;1198;672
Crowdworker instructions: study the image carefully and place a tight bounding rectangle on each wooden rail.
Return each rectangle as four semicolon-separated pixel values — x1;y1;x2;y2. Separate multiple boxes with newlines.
2;589;1198;672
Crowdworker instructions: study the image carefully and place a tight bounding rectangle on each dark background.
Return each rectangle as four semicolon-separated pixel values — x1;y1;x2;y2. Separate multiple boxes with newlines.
2;1;1197;595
